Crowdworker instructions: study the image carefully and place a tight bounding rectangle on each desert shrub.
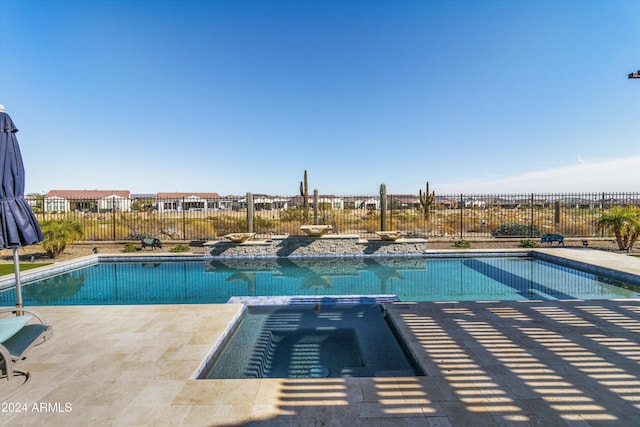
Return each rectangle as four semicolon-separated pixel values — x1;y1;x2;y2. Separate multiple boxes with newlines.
454;240;471;248
123;243;140;252
279;207;305;222
253;217;277;234
519;239;540;248
169;244;190;253
491;222;541;237
208;215;245;235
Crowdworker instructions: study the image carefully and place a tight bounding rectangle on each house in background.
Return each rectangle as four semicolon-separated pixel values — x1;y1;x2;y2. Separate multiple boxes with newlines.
235;194;289;211
44;190;131;213
391;194;420;209
156;192;221;212
463;197;486;209
310;195;344;210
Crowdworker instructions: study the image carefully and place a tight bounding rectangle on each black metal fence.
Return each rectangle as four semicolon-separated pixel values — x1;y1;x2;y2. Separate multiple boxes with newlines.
27;192;639;242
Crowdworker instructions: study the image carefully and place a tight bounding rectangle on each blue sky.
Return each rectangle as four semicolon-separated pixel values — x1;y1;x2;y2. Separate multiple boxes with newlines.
1;0;638;196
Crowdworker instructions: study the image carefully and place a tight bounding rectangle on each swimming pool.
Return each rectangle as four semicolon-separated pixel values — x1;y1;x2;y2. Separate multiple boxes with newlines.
1;254;638;305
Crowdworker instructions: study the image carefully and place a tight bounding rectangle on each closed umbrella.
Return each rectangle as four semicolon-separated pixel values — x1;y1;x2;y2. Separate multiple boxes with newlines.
0;105;43;308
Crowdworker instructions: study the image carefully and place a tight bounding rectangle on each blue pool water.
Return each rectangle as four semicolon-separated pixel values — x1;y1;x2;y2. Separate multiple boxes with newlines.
0;256;638;305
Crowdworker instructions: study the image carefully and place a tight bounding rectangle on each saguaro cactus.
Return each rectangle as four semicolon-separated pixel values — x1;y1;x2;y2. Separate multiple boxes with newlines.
313;189;319;225
299;170;310;223
419;182;435;220
380;183;387;231
246;192;254;233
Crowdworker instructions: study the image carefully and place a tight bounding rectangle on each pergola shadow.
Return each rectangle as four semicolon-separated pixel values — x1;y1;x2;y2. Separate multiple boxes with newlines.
227;299;640;426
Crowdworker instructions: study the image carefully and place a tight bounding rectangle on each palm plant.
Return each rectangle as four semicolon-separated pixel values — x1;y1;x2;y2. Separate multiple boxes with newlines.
40;219;84;258
596;206;640;251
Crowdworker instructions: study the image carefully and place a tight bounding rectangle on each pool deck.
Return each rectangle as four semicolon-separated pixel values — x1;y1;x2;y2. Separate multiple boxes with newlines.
2;249;640;426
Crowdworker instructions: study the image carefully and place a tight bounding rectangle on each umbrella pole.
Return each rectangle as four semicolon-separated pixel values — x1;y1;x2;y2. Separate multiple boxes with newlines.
13;248;23;308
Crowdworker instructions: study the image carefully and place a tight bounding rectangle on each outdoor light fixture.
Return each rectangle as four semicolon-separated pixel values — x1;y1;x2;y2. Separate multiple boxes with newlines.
629;69;640;79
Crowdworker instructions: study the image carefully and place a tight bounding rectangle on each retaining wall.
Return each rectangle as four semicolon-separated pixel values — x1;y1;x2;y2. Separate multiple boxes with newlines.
205;235;429;257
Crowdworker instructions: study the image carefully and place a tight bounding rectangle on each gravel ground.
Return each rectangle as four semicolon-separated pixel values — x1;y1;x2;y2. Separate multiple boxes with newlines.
0;237;631;264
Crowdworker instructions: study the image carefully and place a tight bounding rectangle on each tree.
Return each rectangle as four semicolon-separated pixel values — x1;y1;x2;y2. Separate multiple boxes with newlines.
40;219;84;258
596;206;640;251
132;198;154;212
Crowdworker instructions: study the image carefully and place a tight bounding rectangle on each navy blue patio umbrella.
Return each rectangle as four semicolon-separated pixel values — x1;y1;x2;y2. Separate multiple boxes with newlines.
0;106;43;307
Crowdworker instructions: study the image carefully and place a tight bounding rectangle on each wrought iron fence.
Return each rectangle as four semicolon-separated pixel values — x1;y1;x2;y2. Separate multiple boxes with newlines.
26;192;639;242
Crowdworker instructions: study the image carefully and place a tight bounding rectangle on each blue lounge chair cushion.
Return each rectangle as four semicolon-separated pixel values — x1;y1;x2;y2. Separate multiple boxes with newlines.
0;315;32;343
2;324;50;358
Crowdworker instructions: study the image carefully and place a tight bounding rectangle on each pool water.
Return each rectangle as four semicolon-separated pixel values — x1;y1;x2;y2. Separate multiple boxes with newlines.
1;256;638;305
198;304;424;379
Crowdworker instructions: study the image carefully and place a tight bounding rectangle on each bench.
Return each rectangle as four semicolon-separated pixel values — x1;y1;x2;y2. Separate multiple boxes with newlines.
540;233;564;246
1;308;52;383
141;237;162;250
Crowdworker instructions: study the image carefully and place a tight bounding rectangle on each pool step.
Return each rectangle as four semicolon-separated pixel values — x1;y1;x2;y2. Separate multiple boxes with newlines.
244;331;276;378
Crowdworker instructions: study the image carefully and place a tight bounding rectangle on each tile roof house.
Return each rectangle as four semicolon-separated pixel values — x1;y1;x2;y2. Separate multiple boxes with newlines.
44;190;131;213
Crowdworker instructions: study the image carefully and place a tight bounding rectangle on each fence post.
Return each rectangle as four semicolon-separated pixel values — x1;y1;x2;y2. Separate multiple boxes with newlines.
390;191;394;230
460;194;464;240
112;197;116;241
530;193;534;238
601;192;606;238
182;197;186;239
380;184;387;231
